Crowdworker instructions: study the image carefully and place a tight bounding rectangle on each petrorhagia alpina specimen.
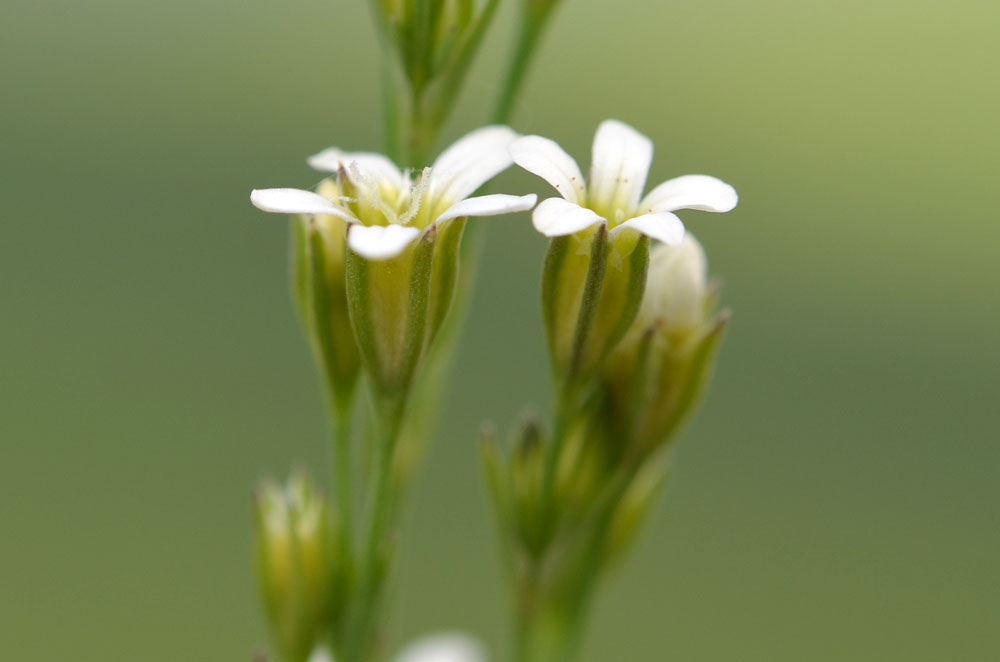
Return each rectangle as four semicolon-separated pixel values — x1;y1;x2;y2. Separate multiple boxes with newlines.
248;0;739;658
482;120;737;662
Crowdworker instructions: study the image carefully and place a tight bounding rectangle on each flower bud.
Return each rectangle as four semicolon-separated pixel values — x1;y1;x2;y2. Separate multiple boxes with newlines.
479;413;554;556
637;233;710;342
253;471;337;662
542;224;650;392
376;0;480;91
291;178;361;411
604;234;728;454
509;412;549;555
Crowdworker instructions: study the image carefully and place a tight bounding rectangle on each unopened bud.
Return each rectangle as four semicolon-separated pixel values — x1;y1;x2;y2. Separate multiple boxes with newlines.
605;457;669;563
291;178;361;411
604;233;728;453
636;234;710;342
253;471;336;662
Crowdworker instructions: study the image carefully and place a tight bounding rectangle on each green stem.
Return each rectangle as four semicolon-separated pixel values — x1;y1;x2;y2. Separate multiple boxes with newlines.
381;56;403;163
404;88;434;169
330;395;355;561
361;395;404;571
513;573;582;662
539;387;574;526
494;4;561;125
342;394;407;662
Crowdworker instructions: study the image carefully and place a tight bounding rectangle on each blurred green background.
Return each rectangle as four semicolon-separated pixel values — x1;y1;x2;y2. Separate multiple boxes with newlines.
2;0;998;659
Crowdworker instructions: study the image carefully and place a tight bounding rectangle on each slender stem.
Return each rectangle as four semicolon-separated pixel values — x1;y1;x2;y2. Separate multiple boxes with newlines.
361;395;404;570
512;570;580;662
494;18;542;124
381;57;402;163
404;87;434;169
539;387;574;526
330;394;355;559
342;393;407;662
494;1;564;125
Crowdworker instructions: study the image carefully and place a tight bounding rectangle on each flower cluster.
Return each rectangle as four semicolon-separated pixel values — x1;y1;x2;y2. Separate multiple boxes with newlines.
481;120;736;661
250;118;735;662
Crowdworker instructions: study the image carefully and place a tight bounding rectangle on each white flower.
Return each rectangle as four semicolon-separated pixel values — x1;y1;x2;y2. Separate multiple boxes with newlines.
251;126;536;260
395;633;485;662
306;633;484;662
639;233;710;339
510;119;737;245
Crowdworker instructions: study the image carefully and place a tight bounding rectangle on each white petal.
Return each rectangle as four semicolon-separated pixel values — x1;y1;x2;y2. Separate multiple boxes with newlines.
307;647;334;662
429;125;519;204
308;148;404;186
639;234;709;333
347;224;421;260
250;188;355;220
434;193;537;224
509;135;586;204
531;197;605;237
613;212;686;246
395;634;485;662
588;119;653;215
638;174;738;214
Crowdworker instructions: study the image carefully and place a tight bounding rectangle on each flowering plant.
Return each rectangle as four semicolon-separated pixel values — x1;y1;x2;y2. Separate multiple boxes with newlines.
248;2;737;662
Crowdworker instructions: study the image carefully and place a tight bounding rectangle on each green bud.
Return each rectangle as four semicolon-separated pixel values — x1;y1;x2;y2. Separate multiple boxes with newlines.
291;178;361;411
604;234;729;454
509;412;549;556
542;223;650;392
605;456;669;564
376;0;483;91
253;471;337;662
552;411;609;515
425;217;466;348
479;423;511;533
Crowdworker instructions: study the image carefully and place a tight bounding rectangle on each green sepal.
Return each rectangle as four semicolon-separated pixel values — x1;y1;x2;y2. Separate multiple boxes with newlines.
653;310;730;445
424;217;466;349
345;226;436;401
603;455;670;566
597;233;650;368
540;233;571;371
541;226;650;393
289;213;360;414
479;424;513;544
305;220;361;412
253;470;339;662
566;222;610;384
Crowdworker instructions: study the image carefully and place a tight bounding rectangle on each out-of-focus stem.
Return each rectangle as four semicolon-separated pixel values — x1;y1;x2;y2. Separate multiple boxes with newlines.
342;394;406;662
513;573;583;662
494;2;563;124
